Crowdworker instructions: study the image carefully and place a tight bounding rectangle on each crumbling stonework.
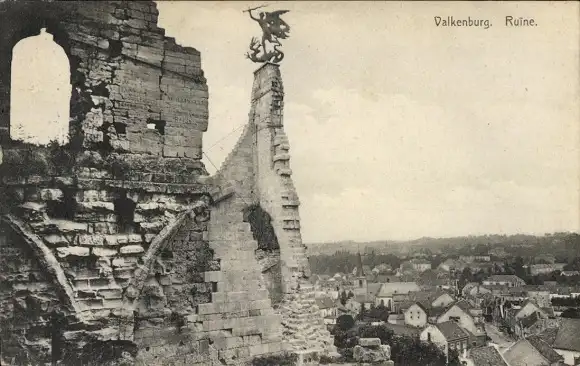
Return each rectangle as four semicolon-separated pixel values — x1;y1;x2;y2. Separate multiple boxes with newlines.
0;1;331;365
210;63;335;356
353;338;393;365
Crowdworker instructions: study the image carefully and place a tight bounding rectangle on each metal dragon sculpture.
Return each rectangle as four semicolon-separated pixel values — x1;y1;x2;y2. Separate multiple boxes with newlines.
244;5;290;64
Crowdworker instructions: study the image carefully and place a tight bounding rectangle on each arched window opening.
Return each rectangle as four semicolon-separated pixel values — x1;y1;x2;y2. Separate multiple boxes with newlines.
10;28;70;145
113;190;136;234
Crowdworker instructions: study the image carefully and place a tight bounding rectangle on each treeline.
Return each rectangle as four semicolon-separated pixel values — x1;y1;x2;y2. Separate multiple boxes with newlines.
552;297;580;307
458;256;580;289
309;233;580;276
309;250;404;275
308;232;580;258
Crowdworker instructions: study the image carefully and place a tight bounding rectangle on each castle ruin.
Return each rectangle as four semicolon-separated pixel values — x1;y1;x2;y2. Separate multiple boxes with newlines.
0;1;334;365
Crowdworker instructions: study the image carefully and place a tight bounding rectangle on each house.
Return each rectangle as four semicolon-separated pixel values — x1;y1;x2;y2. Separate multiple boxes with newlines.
548;286;573;300
407;289;455;309
438;302;487;346
323;315;336;326
388;313;405;325
483;275;526;287
513;311;560;339
538;319;580;365
404;302;429;328
460;255;491;263
375;282;421;310
489;247;508;258
526;288;552;308
529;263;567;275
514;300;548;320
561;271;580;277
463;345;509;366
353;282;382;307
417;269;450;289
463;283;492;298
503;335;564;366
372;264;392;274
353;292;374;309
420;321;470;359
316;297;337;319
403;301;450;328
400;258;431;273
438;259;469;272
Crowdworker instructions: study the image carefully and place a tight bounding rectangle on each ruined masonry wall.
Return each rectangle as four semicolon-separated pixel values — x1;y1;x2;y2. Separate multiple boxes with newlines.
0;226;67;366
248;64;335;354
0;1;208;158
132;216;222;366
250;64;309;292
210;63;335;356
206;123;285;362
0;1;328;364
0;1;216;364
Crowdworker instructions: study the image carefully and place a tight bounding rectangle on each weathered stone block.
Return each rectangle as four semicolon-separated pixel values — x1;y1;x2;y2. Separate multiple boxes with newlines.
77;234;105;246
39;188;63;201
43;234;69;246
353;344;391;364
93;247;118;257
120;245;145;254
359;338;382;347
203;271;223;282
56;246;90;257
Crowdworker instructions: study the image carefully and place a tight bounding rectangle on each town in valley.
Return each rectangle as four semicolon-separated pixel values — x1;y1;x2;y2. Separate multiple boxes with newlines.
307;233;580;365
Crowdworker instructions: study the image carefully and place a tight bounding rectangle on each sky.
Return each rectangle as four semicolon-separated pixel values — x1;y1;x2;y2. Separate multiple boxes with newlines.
155;1;579;243
9;2;579;243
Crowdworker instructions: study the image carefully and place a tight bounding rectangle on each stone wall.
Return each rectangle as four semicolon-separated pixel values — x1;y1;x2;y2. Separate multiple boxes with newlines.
0;1;333;364
0;1;207;157
0;1;215;364
0;224;69;365
211;63;335;356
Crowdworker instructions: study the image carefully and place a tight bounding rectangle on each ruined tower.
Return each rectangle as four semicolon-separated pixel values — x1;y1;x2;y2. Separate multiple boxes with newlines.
211;62;336;360
0;1;332;365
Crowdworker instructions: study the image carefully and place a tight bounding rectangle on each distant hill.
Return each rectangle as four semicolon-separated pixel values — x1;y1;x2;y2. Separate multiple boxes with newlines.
306;232;580;257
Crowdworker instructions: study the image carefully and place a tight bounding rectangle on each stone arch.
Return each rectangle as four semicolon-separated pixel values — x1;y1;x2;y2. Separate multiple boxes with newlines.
123;202;217;311
0;215;84;321
123;209;193;308
0;215;85;364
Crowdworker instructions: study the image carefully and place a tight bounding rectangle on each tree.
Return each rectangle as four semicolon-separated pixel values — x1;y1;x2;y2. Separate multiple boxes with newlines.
430;255;443;270
347;290;354;299
340;290;348;306
458;267;473;291
335;315;355;332
513;256;528;280
357;324;394;344
357;303;366;320
448;349;462;366
561;308;580;319
390;335;447;366
564;257;580;271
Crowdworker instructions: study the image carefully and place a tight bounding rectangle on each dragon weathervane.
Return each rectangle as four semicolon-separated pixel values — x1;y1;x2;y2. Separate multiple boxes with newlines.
244;5;290;64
